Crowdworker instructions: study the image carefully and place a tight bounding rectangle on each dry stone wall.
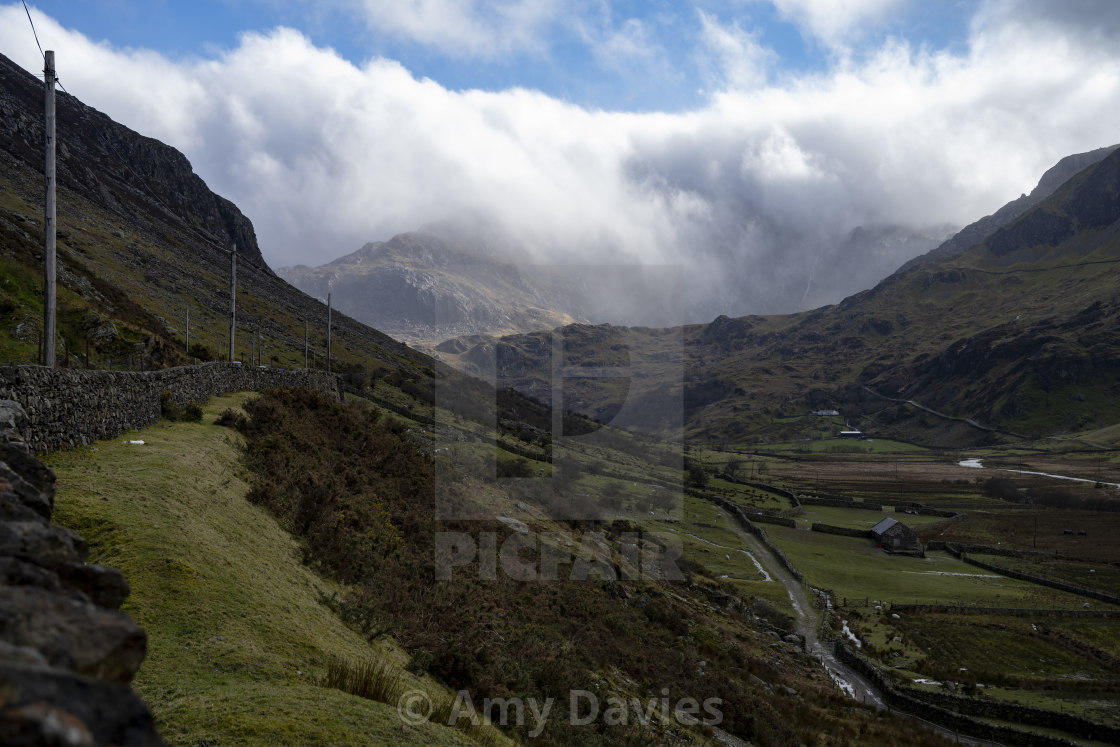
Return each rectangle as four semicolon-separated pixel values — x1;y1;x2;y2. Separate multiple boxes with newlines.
0;363;339;454
711;496;804;582
958;553;1120;606
0;401;164;745
810;523;871;538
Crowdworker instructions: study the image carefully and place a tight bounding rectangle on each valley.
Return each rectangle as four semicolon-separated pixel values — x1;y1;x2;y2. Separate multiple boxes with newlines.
2;28;1120;747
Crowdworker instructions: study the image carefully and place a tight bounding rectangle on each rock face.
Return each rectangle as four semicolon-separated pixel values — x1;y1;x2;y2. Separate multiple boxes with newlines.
0;53;263;269
278;229;584;350
0;401;164;745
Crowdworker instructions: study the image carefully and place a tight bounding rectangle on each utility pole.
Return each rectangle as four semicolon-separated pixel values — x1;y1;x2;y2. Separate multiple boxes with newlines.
229;246;237;362
304;320;308;369
184;308;190;358
43;51;57;368
326;292;332;374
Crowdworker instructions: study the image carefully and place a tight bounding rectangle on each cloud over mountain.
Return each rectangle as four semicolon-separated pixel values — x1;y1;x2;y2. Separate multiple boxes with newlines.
3;1;1119;322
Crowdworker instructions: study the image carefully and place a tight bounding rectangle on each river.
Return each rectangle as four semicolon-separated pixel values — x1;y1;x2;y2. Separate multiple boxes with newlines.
958;457;1120;488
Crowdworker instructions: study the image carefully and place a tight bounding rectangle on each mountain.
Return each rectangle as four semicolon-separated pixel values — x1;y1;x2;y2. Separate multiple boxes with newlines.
896;144;1119;273
446;146;1120;446
278;227;584;351
0;52;424;376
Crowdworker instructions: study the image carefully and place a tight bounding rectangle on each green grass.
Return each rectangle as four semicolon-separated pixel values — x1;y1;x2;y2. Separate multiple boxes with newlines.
47;393;488;747
979;555;1120;596
647;494;793;610
793;505;949;530
707;478;791;510
764;528;1116;608
885;613;1120;727
897;614;1117;680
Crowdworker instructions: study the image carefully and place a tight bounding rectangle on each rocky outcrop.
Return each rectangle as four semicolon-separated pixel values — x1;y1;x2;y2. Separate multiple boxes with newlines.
0;52;262;268
0;401;164;746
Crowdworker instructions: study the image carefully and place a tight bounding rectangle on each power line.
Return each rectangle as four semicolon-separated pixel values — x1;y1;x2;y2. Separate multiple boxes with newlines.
21;0;43;58
20;0;68;94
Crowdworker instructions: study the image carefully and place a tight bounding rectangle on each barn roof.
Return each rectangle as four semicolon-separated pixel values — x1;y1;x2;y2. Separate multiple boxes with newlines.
870;517;899;536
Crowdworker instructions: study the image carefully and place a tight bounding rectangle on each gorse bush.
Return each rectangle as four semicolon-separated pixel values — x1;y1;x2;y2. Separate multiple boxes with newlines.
213;407;248;429
160;389;203;422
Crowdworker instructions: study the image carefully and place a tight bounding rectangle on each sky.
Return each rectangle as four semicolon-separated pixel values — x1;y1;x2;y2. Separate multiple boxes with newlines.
3;1;1120;321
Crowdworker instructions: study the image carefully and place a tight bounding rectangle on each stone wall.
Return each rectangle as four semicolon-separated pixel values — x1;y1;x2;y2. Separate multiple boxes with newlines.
932;541;1053;559
810;522;871;538
797;496;884;511
711;496;804;582
891;502;959;518
0;363;339;454
889;603;1120;618
911;513;965;533
959;553;1120;606
0;401;164;745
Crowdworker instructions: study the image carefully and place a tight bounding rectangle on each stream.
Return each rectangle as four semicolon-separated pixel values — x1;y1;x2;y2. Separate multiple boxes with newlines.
958;457;1120;488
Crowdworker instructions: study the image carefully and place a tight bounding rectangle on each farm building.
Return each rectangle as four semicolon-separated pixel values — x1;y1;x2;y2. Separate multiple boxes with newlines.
813;409;840;416
870;517;923;556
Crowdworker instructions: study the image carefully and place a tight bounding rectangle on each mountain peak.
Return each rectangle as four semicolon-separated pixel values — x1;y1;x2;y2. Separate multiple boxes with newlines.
896;143;1120;274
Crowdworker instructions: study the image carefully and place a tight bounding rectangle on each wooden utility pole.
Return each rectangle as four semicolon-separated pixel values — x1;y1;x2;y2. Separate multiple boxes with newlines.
184;308;190;357
304;320;308;369
326;292;332;374
229;246;237;362
43;50;57;368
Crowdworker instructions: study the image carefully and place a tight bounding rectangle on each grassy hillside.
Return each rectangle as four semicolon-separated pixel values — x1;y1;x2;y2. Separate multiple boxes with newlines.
45;393;486;746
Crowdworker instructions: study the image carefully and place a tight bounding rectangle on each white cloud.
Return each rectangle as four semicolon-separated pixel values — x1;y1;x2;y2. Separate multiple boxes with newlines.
351;0;563;57
769;0;906;49
2;1;1119;320
698;10;775;90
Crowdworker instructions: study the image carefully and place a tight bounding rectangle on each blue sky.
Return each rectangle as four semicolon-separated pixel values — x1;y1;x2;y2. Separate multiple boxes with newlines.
21;0;976;111
4;1;1120;318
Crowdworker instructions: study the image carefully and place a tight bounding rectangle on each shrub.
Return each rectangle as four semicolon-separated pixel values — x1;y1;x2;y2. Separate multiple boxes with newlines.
160;389;203;422
214;407;248;429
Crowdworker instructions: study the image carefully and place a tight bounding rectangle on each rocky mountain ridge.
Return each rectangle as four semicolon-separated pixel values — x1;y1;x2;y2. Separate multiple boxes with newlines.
0;50;427;376
896;144;1119;273
278;230;583;350
0;54;264;270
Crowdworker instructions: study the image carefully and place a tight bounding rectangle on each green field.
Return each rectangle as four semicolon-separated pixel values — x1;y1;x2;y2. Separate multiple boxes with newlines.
793;505;950;530
978;555;1120;596
707;478;791;510
887;613;1120;726
647;495;792;609
765;528;1115;608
